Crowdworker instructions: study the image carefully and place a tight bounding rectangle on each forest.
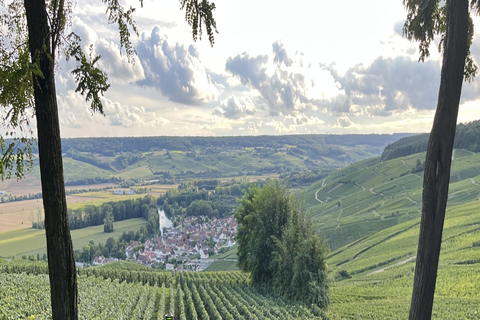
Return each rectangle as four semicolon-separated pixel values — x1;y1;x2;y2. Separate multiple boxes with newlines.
381;119;480;161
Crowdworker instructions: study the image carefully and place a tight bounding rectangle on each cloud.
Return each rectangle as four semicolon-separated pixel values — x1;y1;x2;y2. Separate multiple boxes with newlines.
393;20;404;37
225;53;268;88
336;116;353;128
212;95;255;119
272;41;293;67
321;56;441;116
136;27;219;105
101;98;170;128
226;44;321;117
72;17;144;83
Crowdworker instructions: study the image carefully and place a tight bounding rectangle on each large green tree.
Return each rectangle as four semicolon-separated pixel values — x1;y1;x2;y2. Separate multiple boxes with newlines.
403;0;478;318
0;1;217;319
235;180;329;307
235;181;290;285
271;196;329;307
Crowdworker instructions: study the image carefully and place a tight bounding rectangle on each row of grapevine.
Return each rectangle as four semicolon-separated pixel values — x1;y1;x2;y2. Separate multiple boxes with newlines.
156;284;166;320
78;268;173;287
0;273;51;319
0;261;49;276
180;278;199;320
1;264;330;320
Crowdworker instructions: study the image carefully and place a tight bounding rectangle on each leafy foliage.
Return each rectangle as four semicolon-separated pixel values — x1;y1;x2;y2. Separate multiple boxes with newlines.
180;0;218;46
0;0;219;181
382;119;480;161
271;197;329;307
235;180;329;307
402;0;478;80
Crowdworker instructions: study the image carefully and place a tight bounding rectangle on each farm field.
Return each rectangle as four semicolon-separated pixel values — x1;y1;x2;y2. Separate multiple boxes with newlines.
0;218;147;259
0;192;147;232
1;162;480;317
0;182;177;232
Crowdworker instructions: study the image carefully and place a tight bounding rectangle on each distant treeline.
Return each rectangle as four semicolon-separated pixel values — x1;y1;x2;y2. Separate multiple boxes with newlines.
56;134;409;155
159;179;267;222
280;168;336;187
65;148;111;170
381;120;480;161
32;196;159;234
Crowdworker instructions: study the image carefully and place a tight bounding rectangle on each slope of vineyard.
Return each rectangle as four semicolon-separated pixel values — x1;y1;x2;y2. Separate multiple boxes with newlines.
2;189;480;320
305;149;480;250
0;262;328;319
326;198;480;319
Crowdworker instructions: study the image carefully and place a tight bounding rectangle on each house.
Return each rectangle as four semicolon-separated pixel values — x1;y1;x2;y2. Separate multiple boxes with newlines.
113;189;134;195
200;249;208;259
166;263;175;271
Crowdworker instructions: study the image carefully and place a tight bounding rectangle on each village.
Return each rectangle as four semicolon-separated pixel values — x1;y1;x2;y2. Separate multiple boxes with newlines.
92;215;237;271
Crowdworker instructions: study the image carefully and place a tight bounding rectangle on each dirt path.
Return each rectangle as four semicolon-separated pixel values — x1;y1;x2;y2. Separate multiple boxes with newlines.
314;179;327;203
401;160;412;169
406;197;418;205
367;256;416;275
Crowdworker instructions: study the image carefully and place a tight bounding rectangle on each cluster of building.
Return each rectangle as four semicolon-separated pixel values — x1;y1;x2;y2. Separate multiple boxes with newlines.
93;215;237;270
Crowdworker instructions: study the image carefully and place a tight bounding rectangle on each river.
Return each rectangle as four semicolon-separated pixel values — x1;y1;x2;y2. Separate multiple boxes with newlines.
158;209;172;235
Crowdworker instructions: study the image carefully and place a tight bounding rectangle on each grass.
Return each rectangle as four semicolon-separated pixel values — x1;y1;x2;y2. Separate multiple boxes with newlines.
204;260;239;271
63;158;112;181
0;218;147;259
66;193;150;210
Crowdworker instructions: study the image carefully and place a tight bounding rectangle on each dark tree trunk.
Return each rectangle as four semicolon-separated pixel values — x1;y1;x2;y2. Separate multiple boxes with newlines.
409;1;468;319
24;1;78;319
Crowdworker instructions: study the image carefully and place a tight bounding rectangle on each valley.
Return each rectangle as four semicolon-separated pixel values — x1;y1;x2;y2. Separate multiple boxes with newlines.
2;132;480;319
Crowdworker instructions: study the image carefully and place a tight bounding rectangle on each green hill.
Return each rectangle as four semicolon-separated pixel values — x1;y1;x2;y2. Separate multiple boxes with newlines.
305;149;480;250
381;119;480;161
14;134;410;185
326;197;480;319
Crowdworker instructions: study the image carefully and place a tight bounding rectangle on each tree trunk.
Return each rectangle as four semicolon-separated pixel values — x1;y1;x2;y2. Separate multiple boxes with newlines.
409;1;468;319
24;1;78;319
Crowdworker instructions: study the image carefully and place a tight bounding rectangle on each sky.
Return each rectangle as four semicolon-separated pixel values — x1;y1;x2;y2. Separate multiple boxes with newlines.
49;1;480;137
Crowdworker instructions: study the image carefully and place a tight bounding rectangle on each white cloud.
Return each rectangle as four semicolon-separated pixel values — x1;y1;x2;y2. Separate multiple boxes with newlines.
136;27;219;105
336;116;354;128
101;98;170;128
71;17;145;84
212;95;255;119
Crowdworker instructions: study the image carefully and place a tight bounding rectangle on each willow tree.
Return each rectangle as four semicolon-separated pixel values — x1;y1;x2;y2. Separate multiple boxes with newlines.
403;1;478;319
0;1;217;319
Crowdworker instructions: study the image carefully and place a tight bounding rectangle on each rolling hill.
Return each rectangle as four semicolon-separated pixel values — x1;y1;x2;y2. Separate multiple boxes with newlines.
326;195;480;319
304;148;480;250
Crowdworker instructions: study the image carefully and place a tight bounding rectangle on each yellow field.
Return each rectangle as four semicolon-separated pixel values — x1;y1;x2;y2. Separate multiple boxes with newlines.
0;183;175;232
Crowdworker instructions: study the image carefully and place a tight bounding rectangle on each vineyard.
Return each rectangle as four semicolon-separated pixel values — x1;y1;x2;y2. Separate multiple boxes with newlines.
0;261;328;319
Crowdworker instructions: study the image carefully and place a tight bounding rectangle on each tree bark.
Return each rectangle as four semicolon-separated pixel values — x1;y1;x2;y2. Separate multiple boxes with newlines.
24;1;78;319
409;1;468;319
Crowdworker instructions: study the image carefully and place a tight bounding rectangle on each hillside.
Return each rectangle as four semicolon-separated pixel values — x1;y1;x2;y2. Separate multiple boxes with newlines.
60;134;408;180
381;119;480;161
1;198;479;319
1;134;409;194
326;197;480;319
304;148;480;250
